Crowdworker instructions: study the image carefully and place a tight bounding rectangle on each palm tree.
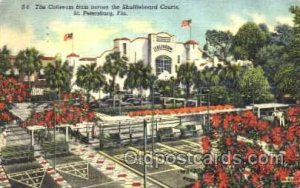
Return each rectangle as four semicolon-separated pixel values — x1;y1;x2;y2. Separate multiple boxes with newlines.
177;62;198;98
103;52;128;107
76;63;106;103
220;64;244;91
124;61;152;96
195;66;221;89
15;48;43;92
45;60;73;98
0;45;12;75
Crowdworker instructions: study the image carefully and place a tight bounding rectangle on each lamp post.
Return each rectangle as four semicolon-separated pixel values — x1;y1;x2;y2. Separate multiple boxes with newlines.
53;101;57;170
143;119;147;188
151;84;155;155
150;75;159;156
198;87;210;134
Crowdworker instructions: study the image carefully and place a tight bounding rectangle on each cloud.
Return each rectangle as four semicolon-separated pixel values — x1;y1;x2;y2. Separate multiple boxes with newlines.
216;12;277;33
275;16;293;26
124;20;155;33
248;12;267;24
0;24;35;54
38;21;119;57
0;21;120;58
215;13;247;34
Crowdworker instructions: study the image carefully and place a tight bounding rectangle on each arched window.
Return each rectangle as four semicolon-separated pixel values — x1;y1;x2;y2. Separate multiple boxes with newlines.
155;56;172;75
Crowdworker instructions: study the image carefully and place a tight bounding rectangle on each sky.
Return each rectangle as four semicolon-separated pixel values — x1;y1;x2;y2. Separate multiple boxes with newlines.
0;0;299;59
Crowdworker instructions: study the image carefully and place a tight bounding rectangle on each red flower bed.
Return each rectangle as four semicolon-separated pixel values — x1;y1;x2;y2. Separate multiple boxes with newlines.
288;107;300;124
128;104;234;117
201;136;211;153
293;170;300;186
197;106;300;187
0;74;28;122
22;93;96;128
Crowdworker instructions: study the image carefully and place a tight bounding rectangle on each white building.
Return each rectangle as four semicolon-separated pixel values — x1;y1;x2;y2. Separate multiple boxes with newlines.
66;32;251;99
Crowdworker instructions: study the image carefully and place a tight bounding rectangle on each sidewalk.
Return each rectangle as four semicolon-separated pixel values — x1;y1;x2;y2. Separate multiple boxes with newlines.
0;163;11;188
35;155;72;188
69;140;158;188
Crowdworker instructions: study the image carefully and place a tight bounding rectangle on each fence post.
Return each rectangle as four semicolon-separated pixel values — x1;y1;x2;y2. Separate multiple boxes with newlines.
143;119;147;188
129;125;132;145
155;120;158;141
99;124;104;150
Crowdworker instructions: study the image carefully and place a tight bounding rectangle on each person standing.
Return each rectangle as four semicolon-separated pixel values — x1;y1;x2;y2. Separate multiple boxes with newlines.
0;130;4;152
0;128;7;151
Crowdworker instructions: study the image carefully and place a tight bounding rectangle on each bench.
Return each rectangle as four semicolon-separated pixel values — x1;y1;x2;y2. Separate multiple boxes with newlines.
0;145;34;165
41;142;69;158
157;127;181;142
99;133;124;149
180;124;202;138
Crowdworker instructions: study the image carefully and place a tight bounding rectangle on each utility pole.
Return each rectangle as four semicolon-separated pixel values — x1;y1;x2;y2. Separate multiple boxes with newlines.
143;119;147;188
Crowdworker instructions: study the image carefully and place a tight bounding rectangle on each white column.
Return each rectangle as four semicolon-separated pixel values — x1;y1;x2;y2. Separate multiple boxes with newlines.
258;108;261;118
31;130;34;146
66;126;69;142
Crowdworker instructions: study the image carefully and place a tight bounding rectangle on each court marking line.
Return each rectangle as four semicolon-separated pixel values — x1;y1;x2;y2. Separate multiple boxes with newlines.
148;168;181;175
98;151;170;188
155;143;190;154
181;139;200;146
82;180;120;188
128;146;185;171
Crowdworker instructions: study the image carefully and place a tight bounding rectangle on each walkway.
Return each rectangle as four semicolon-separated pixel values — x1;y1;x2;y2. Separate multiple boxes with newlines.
69;141;159;188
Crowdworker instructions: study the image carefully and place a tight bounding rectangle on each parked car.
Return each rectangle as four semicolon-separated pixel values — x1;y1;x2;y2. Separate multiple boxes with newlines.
186;101;197;107
122;94;134;102
105;99;131;106
101;96;111;102
125;98;143;106
89;100;109;108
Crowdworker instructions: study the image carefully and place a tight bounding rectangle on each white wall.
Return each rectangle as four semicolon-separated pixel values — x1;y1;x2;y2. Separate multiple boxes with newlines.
68;32;240;99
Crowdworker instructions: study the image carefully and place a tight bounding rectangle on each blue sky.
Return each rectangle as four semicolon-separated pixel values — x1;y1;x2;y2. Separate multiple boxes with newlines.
0;0;298;58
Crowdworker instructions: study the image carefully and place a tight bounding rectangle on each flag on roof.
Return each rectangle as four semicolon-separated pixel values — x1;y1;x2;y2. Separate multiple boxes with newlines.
181;19;192;28
64;33;73;41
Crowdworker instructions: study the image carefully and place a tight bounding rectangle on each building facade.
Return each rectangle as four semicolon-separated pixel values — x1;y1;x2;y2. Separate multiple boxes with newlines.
96;32;208;76
6;32;251;99
67;32;214;98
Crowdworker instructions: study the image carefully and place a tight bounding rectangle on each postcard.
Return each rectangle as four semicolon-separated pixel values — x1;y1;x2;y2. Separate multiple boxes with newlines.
1;0;300;187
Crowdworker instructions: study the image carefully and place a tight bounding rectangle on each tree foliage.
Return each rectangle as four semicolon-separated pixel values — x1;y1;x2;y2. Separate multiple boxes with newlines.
124;60;152;95
194;66;221;90
45;60;73;94
239;66;273;104
204;30;233;62
274;63;300;99
103;52;127;98
76;63;106;102
177;62;197;98
232;22;267;61
154;77;180;97
15;48;42;75
0;45;12;74
289;6;300;63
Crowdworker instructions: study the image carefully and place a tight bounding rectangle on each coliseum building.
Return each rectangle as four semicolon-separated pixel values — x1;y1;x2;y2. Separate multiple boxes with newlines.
67;32;212;98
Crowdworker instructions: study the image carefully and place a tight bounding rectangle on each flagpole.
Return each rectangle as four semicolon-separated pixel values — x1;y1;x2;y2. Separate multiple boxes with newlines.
72;37;74;53
190;24;192;40
189;19;192;40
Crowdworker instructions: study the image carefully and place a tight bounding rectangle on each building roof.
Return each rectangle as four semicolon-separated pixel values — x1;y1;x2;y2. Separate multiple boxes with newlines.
149;32;174;37
79;57;96;61
253;103;289;109
67;53;80;58
185;40;199;45
9;55;16;60
131;37;148;42
98;47;116;59
42;56;55;61
113;37;130;41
